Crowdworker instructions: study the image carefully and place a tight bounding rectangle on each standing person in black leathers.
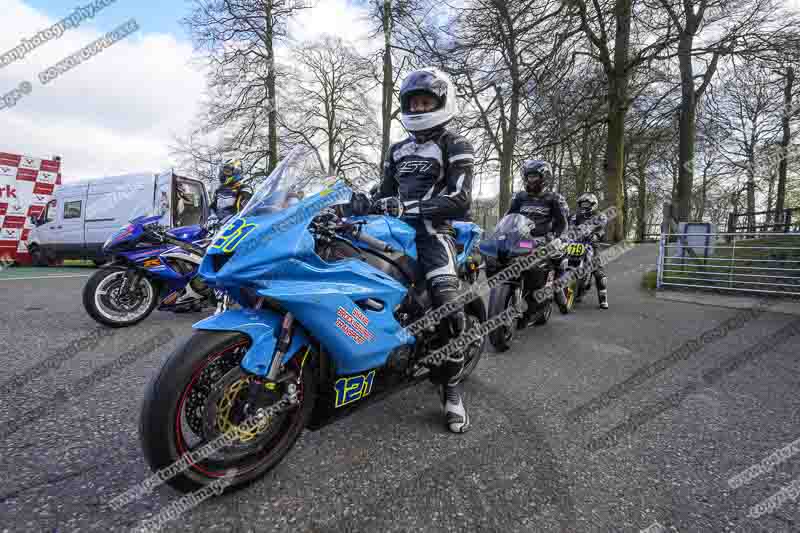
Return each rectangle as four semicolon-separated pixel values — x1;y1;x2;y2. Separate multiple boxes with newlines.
372;67;474;434
571;192;609;309
504;159;571;320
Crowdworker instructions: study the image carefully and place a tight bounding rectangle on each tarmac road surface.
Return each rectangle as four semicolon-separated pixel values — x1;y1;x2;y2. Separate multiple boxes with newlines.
1;244;798;532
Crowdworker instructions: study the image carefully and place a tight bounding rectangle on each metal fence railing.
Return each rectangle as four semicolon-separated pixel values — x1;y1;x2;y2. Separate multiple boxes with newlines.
726;208;800;238
656;232;800;297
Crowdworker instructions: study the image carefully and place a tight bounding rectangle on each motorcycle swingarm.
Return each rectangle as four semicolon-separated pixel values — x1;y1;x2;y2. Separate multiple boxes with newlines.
192;308;310;377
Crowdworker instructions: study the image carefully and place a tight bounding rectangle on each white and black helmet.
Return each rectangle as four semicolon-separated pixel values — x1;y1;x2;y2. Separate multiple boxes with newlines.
577;192;598;216
399;67;458;133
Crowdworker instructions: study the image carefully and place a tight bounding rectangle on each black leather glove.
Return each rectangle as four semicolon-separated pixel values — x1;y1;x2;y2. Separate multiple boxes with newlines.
349;192;371;216
372;197;404;218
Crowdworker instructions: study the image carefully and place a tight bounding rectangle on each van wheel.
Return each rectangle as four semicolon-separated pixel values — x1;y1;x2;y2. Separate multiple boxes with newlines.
29;246;49;267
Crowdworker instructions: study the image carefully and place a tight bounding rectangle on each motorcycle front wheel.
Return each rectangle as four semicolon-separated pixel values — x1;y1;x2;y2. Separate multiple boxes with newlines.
460;306;487;378
82;266;159;327
139;331;316;494
487;283;520;352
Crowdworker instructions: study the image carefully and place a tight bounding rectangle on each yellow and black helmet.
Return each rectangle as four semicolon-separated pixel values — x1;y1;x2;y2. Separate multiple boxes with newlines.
218;159;243;187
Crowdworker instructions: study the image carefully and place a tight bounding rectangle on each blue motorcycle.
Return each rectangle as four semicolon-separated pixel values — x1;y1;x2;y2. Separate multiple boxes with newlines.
139;146;487;493
82;215;222;327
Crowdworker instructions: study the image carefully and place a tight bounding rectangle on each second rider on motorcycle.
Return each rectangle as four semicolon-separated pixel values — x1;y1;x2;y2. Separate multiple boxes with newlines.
210;159;253;221
372;67;474;434
504;160;571;321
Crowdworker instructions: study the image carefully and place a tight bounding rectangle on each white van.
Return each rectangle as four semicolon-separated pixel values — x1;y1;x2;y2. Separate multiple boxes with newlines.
26;170;209;266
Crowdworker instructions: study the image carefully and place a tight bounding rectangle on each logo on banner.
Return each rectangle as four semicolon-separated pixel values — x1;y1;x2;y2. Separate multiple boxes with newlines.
0;165;16;178
37;171;56;184
19;157;40;170
6;200;25;215
1;228;20;240
0;185;17;199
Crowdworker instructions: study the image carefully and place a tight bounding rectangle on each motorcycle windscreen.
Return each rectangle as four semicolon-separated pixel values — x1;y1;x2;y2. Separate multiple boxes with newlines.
480;214;534;255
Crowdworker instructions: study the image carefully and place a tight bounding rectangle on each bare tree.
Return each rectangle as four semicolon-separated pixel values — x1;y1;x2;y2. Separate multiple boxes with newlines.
706;61;785;230
566;0;677;241
656;0;791;223
281;36;381;184
182;0;310;173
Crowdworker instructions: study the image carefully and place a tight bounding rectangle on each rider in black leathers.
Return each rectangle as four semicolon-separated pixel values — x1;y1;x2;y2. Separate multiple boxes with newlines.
504;159;571;320
571;192;609;309
210;159;253;221
373;67;474;434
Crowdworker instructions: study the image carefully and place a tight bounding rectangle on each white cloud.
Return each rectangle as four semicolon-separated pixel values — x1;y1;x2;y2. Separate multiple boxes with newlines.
287;0;373;45
0;0;208;181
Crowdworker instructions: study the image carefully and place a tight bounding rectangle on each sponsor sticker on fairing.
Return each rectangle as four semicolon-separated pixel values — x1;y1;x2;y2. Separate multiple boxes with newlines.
336;318;366;345
336;306;374;341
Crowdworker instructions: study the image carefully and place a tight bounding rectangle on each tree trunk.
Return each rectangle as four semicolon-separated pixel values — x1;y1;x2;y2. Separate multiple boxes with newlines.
602;0;631;242
746;152;756;232
498;142;514;218
577;122;590;195
775;66;794;224
498;88;520;217
379;0;393;166
699;164;708;220
622;153;630;238
637;164;647;241
266;0;278;172
605;87;626;242
767;166;776;223
676;34;696;222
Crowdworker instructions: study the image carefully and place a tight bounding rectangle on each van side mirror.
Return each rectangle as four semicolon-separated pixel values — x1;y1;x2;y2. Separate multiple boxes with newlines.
30;215;41;226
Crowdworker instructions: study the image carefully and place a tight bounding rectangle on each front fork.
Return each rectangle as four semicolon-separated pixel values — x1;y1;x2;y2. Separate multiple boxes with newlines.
121;267;143;294
239;311;302;421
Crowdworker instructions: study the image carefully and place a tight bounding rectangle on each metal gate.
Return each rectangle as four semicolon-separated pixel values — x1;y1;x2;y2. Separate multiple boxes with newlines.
656;231;800;297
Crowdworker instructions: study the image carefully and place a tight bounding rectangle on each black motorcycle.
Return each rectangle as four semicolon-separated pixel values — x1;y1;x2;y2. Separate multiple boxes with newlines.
479;214;558;352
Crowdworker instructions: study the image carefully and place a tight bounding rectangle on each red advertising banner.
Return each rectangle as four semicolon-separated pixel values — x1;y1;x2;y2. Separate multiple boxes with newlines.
0;152;62;263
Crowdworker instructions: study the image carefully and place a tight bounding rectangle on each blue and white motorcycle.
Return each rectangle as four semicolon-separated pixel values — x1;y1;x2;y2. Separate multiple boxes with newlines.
82;215;230;328
139;146;487;493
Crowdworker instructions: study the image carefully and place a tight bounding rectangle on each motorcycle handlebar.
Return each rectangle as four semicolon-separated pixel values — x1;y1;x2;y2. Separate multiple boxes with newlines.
340;223;396;254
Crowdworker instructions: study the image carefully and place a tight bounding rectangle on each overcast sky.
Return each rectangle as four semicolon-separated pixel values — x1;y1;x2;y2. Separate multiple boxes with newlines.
0;0;376;182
